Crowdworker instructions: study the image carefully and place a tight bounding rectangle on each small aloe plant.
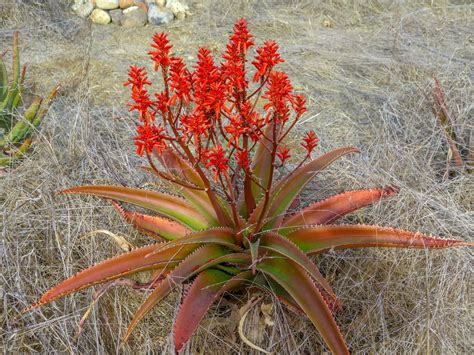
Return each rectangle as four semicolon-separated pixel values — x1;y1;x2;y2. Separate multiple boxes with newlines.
0;31;58;166
431;77;472;175
24;20;472;354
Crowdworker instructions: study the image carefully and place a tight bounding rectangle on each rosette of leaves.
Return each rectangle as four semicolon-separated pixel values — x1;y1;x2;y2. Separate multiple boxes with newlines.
24;20;472;354
0;31;58;166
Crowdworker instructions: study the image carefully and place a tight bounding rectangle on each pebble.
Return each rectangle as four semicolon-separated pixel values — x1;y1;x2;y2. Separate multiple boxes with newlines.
119;0;143;9
122;6;147;27
95;0;119;10
148;4;174;25
90;8;112;24
72;0;94;18
166;0;188;15
109;9;124;24
155;0;166;6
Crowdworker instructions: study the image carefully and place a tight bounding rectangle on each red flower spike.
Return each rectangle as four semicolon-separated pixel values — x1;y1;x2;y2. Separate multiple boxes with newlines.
154;91;169;116
252;40;284;82
125;66;154;123
149;32;173;71
292;94;307;116
124;65;152;88
193;48;226;116
236;149;250;171
277;146;291;165
221;19;254;94
203;145;229;181
302;130;318;155
169;57;192;105
263;71;294;123
226;18;254;58
134;124;168;156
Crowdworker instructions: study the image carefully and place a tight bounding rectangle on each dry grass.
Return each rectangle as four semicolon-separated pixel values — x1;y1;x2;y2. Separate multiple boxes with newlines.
1;0;473;353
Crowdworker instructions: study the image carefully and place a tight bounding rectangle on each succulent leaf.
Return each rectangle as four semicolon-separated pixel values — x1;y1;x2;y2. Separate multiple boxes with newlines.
24;244;196;313
8;32;20;110
31;84;60;128
0;56;7;102
287;224;473;254
191;253;251;276
110;200;189;240
257;257;349;355
156;148;234;226
239;122;275;217
174;270;253;352
280;186;399;234
260;232;338;307
61;185;208;231
0;97;41;146
147;227;242;257
248;147;359;231
123;245;229;342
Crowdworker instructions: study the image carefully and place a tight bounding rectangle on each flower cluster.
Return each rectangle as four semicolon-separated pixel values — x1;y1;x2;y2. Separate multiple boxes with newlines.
125;18;314;212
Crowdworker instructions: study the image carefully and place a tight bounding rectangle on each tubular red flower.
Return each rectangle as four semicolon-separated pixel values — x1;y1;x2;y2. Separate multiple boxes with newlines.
302;130;318;154
203;145;229;181
291;94;307;116
193;48;226;116
180;109;212;145
149;32;173;71
263;71;294;124
252;40;284;82
169;57;192;105
124;65;152;88
221;19;254;95
134;124;168;156
154;91;169;116
276;146;291;165
236;149;250;171
125;66;154;123
226;18;254;58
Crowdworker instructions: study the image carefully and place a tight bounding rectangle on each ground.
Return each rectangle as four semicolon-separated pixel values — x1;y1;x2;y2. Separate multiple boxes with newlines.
1;0;473;354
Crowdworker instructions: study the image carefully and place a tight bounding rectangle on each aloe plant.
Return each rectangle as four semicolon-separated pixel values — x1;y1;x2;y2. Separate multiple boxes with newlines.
0;31;58;166
23;20;472;354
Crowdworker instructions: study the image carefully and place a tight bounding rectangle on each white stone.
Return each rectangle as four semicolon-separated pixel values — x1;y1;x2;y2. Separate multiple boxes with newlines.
72;0;94;18
165;0;188;16
123;5;138;13
148;3;173;25
90;8;112;24
155;0;166;6
95;0;119;10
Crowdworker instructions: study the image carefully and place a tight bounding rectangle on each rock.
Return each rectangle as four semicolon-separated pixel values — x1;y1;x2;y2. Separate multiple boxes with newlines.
119;0;144;9
136;2;148;12
122;6;147;27
109;9;124;24
165;0;188;16
155;0;166;6
148;4;173;25
90;8;111;24
95;0;119;10
72;0;94;18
